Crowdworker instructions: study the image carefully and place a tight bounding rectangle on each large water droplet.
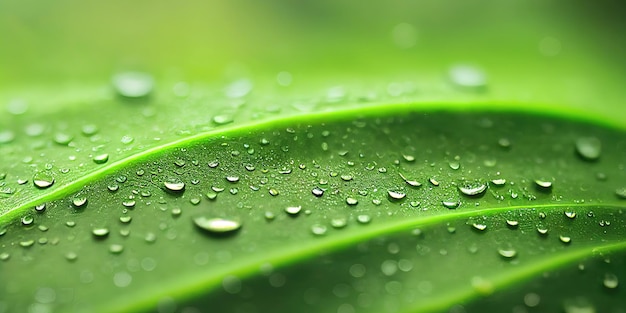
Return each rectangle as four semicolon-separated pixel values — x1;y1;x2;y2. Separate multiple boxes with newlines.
458;181;487;197
442;200;460;209
92;227;110;238
285;206;302;216
112;72;154;98
193;217;241;235
603;273;619;289
498;247;517;259
164;181;185;193
93;154;109;164
33;173;55;189
575;137;601;161
448;64;487;91
387;190;406;201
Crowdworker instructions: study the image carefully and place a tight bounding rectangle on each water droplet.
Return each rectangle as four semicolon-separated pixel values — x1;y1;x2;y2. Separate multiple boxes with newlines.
429;178;440;186
171;208;182;217
387;190;406;201
225;176;239;183
311;224;327;236
269;188;279;196
35;204;46;213
448;161;460;170
193;217;241;235
0;252;10;261
93;154;109;164
225;79;253;98
537;227;548;235
402;154;415;162
112;72;154;98
164;181;185;192
264;211;275;221
72;197;87;208
119;216;132;224
65;252;78;262
285;206;302;216
33;173;55;189
92;227;110;238
213;115;234;125
311;187;324;197
20;239;35;247
615;187;626;199
559;235;572;244
506;220;519;227
491;178;506;186
448;64;487;91
346;197;358;206
109;244;124;254
498;248;517;259
399;173;421;187
0;130;15;144
331;218;348;229
121;135;134;145
21;215;34;226
81;124;99;136
575;137;601;161
458;181;487;196
66;220;76;227
442;200;460;209
565;211;577;219
534;179;553;189
603;273;619;289
53;133;73;145
357;215;372;224
472;223;487;231
524;293;541;307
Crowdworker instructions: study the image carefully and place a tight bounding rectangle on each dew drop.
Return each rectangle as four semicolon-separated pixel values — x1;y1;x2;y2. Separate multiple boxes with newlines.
537;227;548;235
119;216;132;224
92;227;110;238
285;206;302;216
0;252;9;261
506;220;519;227
491;178;506;186
472;223;487;231
65;252;78;262
603;273;619;289
346;197;358;206
448;64;487;90
575;137;601;161
0;130;15;144
331;218;348;229
20;239;35;247
442;200;460;209
615;187;626;199
112;72;154;98
35;204;46;213
193;217;241;235
534;179;553;189
357;215;372;224
72;197;87;208
559;235;572;244
565;211;577;219
498;248;517;259
21;215;34;226
109;244;124;254
33;173;55;189
458;181;487;196
81;124;99;136
213;115;234;125
311;224;327;236
164;181;185;192
93;154;109;164
399;173;421;187
387;190;406;200
122;200;136;208
53;133;73;145
429;178;440;186
269;188;279;196
311;187;324;197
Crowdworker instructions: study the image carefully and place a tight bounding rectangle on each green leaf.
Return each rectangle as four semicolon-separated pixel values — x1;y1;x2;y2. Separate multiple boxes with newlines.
1;1;625;313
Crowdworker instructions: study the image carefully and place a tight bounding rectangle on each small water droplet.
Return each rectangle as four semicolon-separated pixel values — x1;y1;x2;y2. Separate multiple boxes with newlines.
20;239;35;247
575;137;601;161
331;218;348;229
559;235;572;244
565;211;577;219
21;215;34;226
311;224;328;236
53;133;73;145
171;208;182;217
92;227;110;238
498;248;517;259
603;273;619;289
226;176;239;183
81;124;99;136
213;115;234;125
264;211;275;221
285;206;302;216
35;203;46;213
357;215;372;224
93;154;109;164
506;220;519;227
72;197;87;208
448;64;487;91
346;197;358;206
0;252;10;261
0;130;15;144
490;178;506;186
442;200;460;209
33;173;55;189
269;188;279;196
311;187;324;197
537;227;548;235
109;244;124;254
399;173;421;187
534;179;553;189
119;216;132;224
164;181;185;192
112;72;154;98
387;190;406;201
615;187;626;199
472;223;487;231
429;178;440;186
448;161;460;170
121;135;134;145
458;181;487;196
193;217;241;235
65;252;78;262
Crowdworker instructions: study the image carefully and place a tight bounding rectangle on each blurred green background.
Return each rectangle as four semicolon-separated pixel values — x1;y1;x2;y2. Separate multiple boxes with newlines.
1;0;625;119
